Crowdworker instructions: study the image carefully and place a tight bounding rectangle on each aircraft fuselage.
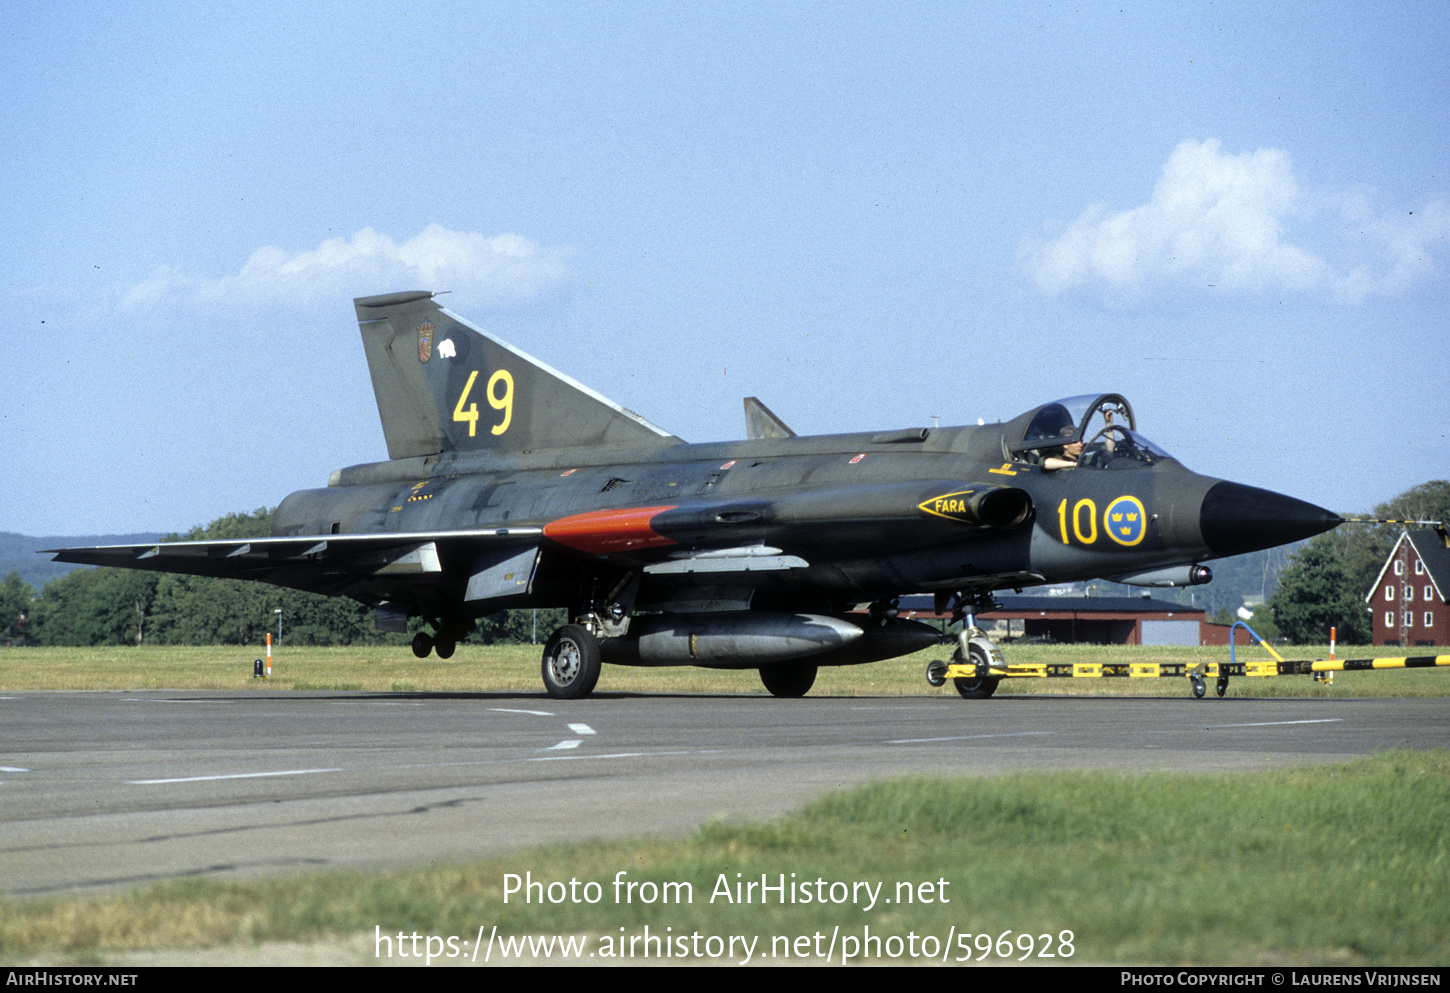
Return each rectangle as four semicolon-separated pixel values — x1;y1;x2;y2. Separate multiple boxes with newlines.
272;421;1316;619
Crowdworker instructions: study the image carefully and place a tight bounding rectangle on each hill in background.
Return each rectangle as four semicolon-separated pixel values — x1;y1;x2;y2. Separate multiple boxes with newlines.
0;531;162;590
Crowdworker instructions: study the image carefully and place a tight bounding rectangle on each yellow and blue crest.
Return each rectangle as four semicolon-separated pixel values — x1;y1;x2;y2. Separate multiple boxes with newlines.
1104;495;1147;546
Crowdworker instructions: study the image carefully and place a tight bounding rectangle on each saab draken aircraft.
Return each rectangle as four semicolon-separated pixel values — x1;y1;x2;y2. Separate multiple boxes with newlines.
50;291;1342;699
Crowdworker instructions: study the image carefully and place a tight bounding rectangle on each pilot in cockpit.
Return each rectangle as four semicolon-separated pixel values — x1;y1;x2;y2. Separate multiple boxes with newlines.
1041;409;1115;471
1041;426;1084;470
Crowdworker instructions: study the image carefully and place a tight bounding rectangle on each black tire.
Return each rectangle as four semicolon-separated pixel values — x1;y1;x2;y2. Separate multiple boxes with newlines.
411;631;433;659
953;675;1000;698
541;625;602;699
925;659;949;687
435;639;456;660
760;662;817;698
953;642;1000;699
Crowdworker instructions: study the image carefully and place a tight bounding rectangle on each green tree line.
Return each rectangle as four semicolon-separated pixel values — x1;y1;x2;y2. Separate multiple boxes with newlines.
2;509;562;648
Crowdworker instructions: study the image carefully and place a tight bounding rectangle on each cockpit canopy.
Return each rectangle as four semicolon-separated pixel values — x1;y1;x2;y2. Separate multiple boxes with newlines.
1002;394;1175;470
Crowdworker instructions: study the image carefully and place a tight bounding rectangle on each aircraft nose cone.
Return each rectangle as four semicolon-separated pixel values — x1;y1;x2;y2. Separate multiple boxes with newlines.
1199;481;1342;558
1194;481;1339;556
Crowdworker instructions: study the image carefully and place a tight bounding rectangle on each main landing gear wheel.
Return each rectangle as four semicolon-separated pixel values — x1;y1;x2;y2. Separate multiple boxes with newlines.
541;624;602;700
412;634;458;659
953;642;1000;699
760;662;817;698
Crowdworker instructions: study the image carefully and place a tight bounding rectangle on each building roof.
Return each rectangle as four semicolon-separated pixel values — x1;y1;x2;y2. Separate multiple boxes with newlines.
898;594;1204;617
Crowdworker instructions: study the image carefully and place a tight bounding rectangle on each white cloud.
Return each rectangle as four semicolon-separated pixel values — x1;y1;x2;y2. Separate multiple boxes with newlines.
118;224;573;313
1021;139;1448;305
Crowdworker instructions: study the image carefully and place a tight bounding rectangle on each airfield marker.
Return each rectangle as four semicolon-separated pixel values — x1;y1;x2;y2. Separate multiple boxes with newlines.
1317;627;1335;684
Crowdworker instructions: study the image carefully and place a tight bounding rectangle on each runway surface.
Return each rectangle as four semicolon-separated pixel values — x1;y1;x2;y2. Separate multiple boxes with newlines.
2;689;1446;898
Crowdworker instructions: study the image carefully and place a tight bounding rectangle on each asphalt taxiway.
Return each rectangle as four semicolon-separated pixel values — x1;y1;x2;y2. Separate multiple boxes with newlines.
2;690;1445;897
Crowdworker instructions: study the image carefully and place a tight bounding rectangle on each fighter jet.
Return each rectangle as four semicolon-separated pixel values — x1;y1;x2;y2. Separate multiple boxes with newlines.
50;291;1341;699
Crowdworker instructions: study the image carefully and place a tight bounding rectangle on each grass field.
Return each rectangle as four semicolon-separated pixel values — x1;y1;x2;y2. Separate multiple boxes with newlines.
1;641;1446;698
2;752;1446;966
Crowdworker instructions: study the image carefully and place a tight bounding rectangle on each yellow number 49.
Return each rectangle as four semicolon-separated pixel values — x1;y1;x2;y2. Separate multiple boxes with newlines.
453;369;514;437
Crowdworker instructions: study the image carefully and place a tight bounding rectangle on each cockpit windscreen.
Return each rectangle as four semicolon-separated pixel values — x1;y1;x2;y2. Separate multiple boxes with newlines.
1079;425;1174;469
1012;394;1177;469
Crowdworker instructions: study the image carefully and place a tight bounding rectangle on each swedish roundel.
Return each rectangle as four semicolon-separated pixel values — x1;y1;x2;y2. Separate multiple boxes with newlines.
1104;495;1147;546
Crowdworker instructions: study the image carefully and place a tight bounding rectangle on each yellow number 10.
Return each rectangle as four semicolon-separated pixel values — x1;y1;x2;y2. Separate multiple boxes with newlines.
453;369;514;437
1056;498;1098;544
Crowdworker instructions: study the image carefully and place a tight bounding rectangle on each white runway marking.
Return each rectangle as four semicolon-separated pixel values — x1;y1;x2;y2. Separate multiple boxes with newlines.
568;723;595;735
546;740;582;751
1203;719;1344;729
129;768;342;785
490;708;555;717
888;731;1054;744
532;749;718;762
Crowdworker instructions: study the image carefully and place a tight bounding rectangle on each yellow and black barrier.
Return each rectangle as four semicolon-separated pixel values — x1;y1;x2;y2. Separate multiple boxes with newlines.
938;621;1450;698
942;654;1450;679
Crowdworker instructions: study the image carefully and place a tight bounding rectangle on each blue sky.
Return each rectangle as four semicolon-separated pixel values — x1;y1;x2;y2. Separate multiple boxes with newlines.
3;2;1446;536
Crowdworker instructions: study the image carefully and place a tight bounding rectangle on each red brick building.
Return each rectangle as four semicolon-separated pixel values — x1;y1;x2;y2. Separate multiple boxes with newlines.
1365;530;1450;647
897;595;1252;646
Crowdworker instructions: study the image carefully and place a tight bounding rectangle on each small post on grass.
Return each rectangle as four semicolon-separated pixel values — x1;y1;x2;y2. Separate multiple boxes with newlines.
1316;627;1335;684
265;632;274;678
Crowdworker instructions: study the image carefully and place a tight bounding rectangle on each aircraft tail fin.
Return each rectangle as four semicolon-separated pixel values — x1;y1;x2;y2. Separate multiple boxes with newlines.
354;291;680;459
743;396;797;440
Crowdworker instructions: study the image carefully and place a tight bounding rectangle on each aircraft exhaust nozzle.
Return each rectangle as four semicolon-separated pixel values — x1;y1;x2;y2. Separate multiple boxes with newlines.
1199;481;1342;558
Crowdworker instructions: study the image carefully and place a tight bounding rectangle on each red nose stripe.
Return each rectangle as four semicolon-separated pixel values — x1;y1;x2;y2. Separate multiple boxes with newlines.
543;506;679;554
